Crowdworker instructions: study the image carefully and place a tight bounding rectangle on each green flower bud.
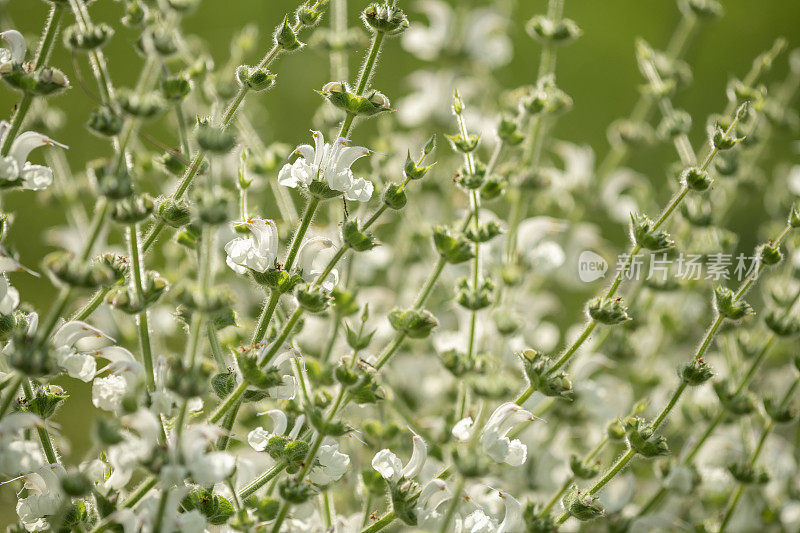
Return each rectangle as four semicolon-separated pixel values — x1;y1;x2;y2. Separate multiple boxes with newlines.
630;213;674;251
759;242;782;266
278;479;315;504
713;380;756;416
446;132;480;153
588;297;632;325
381;182;407;210
519;349;574;400
677;358;714;386
492;308;521;336
32;66;70;96
727;78;766;107
332;287;359;317
295;283;332;313
89;159;134;199
250;496;281;522
713;286;753;321
110;194;154;225
497;117;525;146
342;219;378;251
63;23;114;51
193;188;233;225
8;329;58;376
318;82;391;117
527;15;582;44
607;419;626;441
361;469;386;497
87;107;123;138
157;197;191;228
297;1;326;26
275;15;304;50
196;122;237;154
456;161;486;190
456;277;494;311
236;65;277;91
680;0;723;19
658;109;692;138
728;462;770;484
362;2;409;35
465;220;503;243
122;1;147;27
625;418;670;457
137;24;179;56
680;197;713;227
403;151;435;180
570;454;600;480
562;486;604;521
161;74;192;101
182;489;235;525
236;350;283;390
389;480;421;526
25;385;69;419
763;396;797;423
344;322;375;350
480;174;507;201
388;308;438;338
117;90;165;119
764;310;800;337
251;268;304;294
710;123;745;151
681;166;712;192
788;205;800;228
433;226;474;264
283;440;310;462
43;250;116;289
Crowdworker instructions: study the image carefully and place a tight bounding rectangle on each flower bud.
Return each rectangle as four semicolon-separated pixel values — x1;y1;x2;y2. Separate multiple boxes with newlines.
713;286;753;321
562;486;604;521
137;24;179;57
110;194;154;225
196;121;237;154
117;89;165;119
211;371;237;399
658;109;692;139
680;0;723;19
630;213;674;251
456;277;494;310
759;242;782;266
519;349;574;400
157;197;192;228
318;82;391;116
433;226;474;264
465;220;503;243
236;65;277;91
728;462;770;484
32;66;70;96
251;268;303;294
279;479;315;504
381;182;407;210
388;308;438;338
63;23;114;51
193;187;232;225
296;283;332;313
677;358;714;386
497;117;525;146
181;489;235;525
681;166;712;192
456;161;486;190
389;480;422;525
588;297;631;325
446;132;480;153
625;418;670;457
403;151;435;180
608;119;654;147
480;174;507;201
87;107;124;137
680;197;713;227
342;218;378;251
25;384;69;419
713;380;755;416
710;124;745;151
526;15;582;44
570;454;600;479
763;397;797;423
296;1;326;26
275;15;304;50
362;2;409;35
61;472;93;497
714;151;739;176
89;159;134;199
788;205;800;228
161;74;191;101
43;250;116;289
236;351;282;390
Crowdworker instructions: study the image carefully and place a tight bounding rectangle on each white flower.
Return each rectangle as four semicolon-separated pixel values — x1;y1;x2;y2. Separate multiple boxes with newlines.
91;346;145;411
463;491;523;533
0;413;43;477
0;245;38;275
297;236;339;291
0;275;20;315
105;410;161;490
51;320;114;382
480;403;536;466
0;122;68;191
225;217;279;274
452;417;474;442
416;479;452;531
180;425;236;486
15;463;66;532
247;409;288;451
0;30;26;65
308;438;350;485
371;435;427;482
278;130;373;202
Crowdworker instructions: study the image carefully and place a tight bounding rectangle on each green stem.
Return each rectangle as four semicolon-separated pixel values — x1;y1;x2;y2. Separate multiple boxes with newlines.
207;322;227;370
239;462;287;500
129;226;155;391
0;375;22;418
252;290;281;344
361;511;396;533
284;198;320;271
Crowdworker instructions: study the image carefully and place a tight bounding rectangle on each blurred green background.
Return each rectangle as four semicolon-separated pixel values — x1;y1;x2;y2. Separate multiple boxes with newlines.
1;0;799;525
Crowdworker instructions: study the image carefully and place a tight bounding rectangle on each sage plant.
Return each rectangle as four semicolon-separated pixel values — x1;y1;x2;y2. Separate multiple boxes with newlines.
1;0;799;532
